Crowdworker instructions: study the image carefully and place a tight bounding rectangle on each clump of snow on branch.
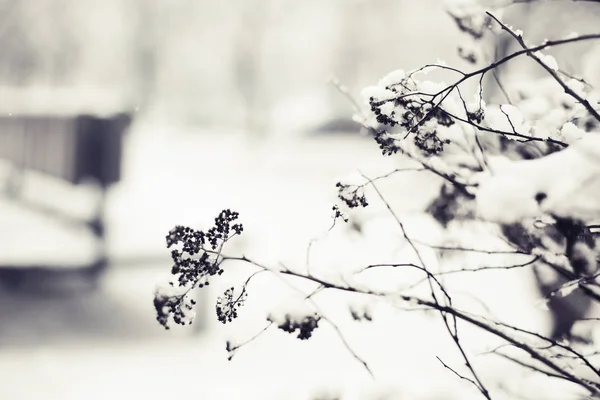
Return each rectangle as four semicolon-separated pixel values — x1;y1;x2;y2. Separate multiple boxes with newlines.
267;295;316;326
488;76;600;143
533;51;559;72
559;122;586;143
474;134;600;223
267;295;321;340
153;281;197;329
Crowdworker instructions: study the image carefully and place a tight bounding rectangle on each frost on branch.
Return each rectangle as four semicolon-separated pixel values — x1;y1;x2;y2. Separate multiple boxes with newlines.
154;209;244;329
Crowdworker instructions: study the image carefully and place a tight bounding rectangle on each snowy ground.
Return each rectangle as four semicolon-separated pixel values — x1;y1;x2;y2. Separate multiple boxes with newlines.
0;120;595;400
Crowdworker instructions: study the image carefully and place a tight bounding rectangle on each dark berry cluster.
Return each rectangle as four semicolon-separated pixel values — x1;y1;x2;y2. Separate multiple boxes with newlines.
206;209;243;250
414;130;450;156
165;209;243;287
335;182;368;208
331;205;349;223
467;107;485;124
373;130;399;156
166;225;204;255
155;209;243;329
368;91;454;156
434;108;455;127
170;250;221;287
153;292;196;329
370;99;398;127
272;314;321;340
216;287;248;324
413;108;453;156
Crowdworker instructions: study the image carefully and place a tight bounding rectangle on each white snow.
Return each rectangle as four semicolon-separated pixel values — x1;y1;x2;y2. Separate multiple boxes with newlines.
0;86;132;117
560;122;586;143
533;51;559;72
267;296;316;326
377;69;406;88
474;134;600;223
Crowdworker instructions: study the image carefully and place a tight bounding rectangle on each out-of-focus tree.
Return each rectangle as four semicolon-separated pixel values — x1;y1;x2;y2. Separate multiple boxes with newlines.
0;0;78;86
233;0;268;136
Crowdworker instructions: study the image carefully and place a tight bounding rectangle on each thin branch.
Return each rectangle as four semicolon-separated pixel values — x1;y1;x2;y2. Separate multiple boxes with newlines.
490;318;600;380
491;71;513;105
443;108;568;147
255;260;375;378
403;256;540;291
320;315;374;378
493;351;570;382
436;356;485;395
226;322;273;360
486;12;600;123
223;254;600;396
412;240;527;255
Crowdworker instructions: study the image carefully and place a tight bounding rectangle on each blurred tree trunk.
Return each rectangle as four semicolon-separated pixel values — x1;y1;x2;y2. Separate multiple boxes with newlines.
328;1;363;128
234;0;267;136
133;0;159;110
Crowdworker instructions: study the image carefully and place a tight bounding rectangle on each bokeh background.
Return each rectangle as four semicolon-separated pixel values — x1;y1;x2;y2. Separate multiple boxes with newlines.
0;1;598;399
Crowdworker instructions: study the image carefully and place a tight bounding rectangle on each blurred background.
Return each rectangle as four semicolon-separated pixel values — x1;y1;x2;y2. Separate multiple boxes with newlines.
0;1;587;399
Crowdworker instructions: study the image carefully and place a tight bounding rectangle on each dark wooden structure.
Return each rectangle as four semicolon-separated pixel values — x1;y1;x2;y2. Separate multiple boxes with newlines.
0;112;132;292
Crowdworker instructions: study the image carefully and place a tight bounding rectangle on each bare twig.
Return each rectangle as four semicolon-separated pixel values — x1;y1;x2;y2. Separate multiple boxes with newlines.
486;12;600;123
411;240;527;255
226;322;274;360
437;356;485;394
320;314;375;378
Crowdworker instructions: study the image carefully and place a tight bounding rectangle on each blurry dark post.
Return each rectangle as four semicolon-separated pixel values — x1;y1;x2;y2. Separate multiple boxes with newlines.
76;114;132;287
234;0;267;137
133;0;159;111
0;113;131;293
325;0;364;134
